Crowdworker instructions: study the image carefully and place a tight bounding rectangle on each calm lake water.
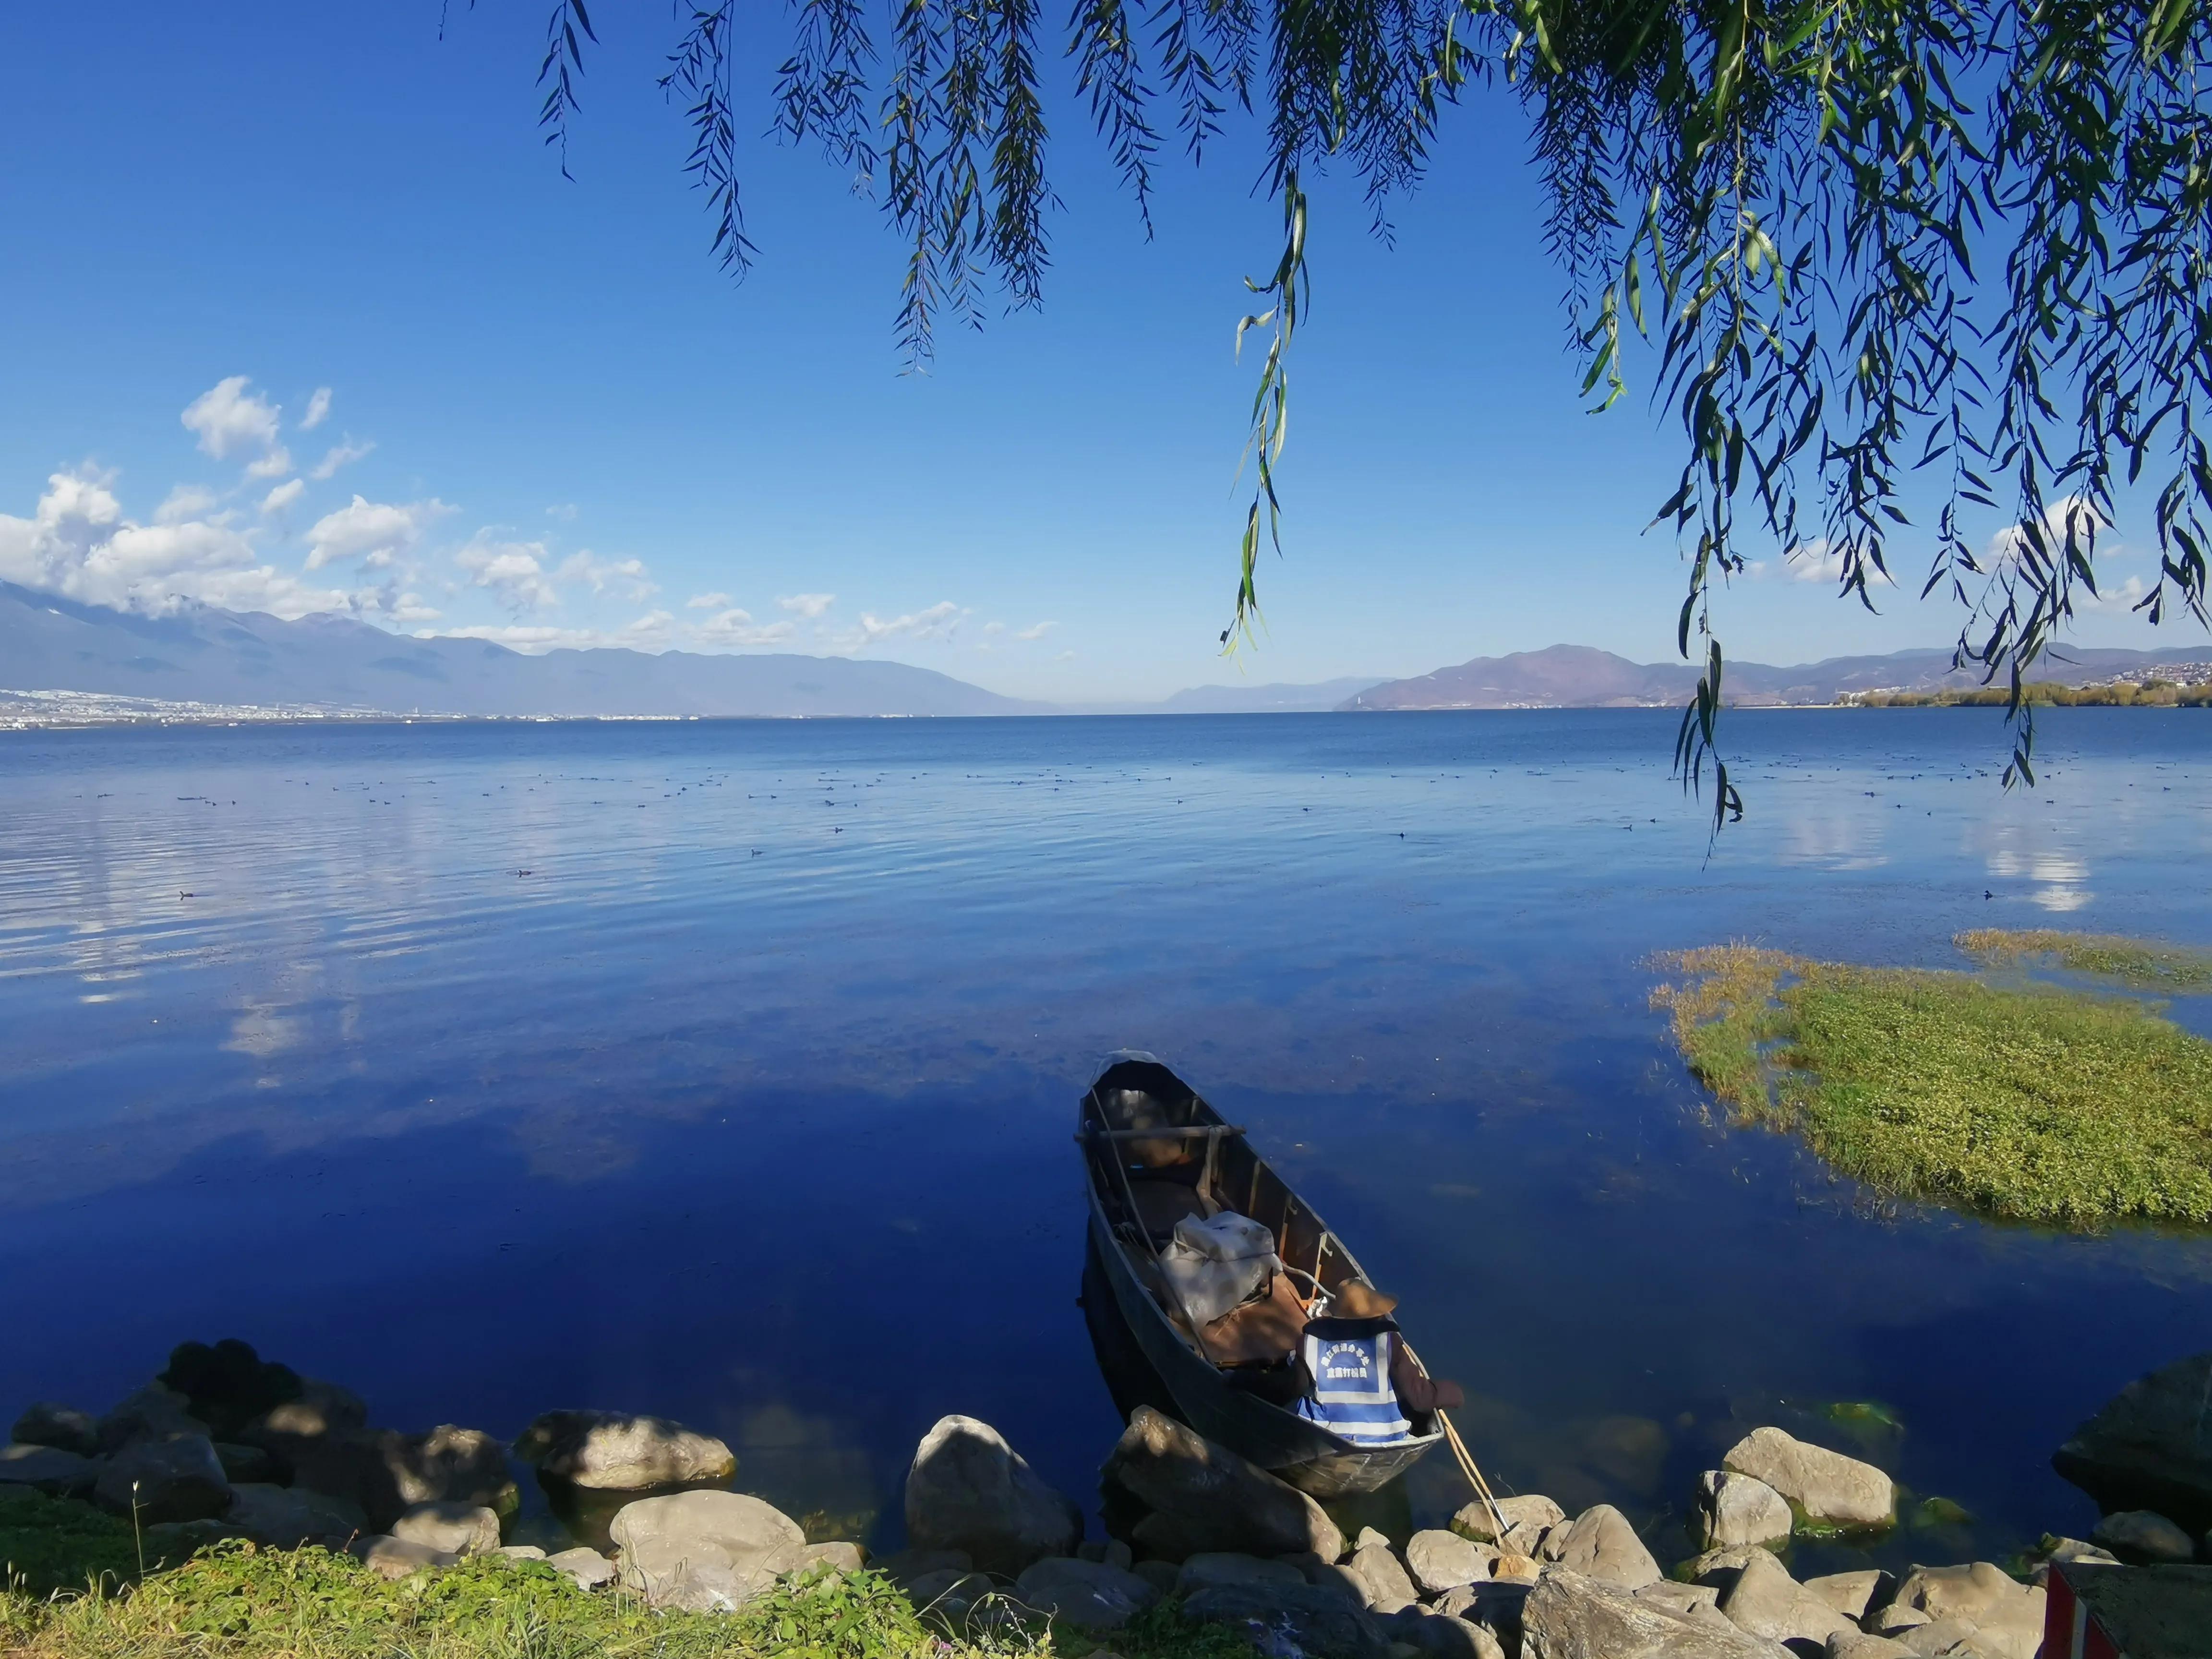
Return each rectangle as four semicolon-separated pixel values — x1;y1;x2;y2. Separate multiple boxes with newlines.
4;709;2210;1568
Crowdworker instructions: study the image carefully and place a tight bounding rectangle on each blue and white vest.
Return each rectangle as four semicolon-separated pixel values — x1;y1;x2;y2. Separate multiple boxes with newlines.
1292;1317;1414;1445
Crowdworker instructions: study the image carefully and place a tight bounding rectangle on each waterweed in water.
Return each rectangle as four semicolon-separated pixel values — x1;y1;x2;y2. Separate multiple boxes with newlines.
1954;929;2212;991
1649;941;2212;1227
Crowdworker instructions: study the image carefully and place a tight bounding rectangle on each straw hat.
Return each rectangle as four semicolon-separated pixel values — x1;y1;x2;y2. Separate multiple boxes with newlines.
1333;1279;1398;1318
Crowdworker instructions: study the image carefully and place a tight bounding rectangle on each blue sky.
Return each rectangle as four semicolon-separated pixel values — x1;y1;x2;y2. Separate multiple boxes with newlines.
0;4;2190;700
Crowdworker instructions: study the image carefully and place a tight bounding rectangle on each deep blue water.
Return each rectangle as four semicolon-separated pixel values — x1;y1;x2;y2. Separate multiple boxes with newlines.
3;709;2210;1566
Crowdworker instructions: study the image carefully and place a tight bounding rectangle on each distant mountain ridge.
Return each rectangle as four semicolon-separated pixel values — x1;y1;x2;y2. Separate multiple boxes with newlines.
0;582;1039;718
1342;642;2212;710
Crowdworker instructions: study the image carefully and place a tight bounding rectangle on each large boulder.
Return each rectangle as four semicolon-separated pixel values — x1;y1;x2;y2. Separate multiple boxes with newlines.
609;1489;809;1611
97;1382;208;1453
512;1410;736;1491
2091;1509;2196;1563
1389;1607;1509;1659
903;1415;1081;1577
1722;1428;1895;1529
1178;1552;1308;1595
93;1433;231;1524
1101;1406;1343;1563
1454;1495;1566;1543
1180;1580;1393;1659
392;1501;503;1557
548;1545;618;1589
282;1425;517;1532
2055;1352;2212;1530
1549;1504;1662;1591
1885;1563;2044;1659
1013;1556;1162;1628
225;1482;367;1547
1699;1472;1793;1550
1803;1571;1892;1623
1717;1548;1856;1647
351;1535;457;1579
1407;1529;1497;1593
0;1444;98;1498
12;1404;98;1456
1522;1567;1789;1659
1348;1539;1420;1612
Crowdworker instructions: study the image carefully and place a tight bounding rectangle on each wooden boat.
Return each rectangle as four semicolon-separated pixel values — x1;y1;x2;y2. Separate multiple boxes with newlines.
1079;1051;1444;1497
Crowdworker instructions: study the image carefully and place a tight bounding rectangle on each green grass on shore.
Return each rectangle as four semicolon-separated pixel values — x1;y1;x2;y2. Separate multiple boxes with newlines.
1650;942;2212;1226
1;1532;1250;1659
1954;928;2212;990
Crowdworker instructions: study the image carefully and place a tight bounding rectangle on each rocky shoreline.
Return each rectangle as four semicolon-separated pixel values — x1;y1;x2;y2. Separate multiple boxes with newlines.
6;1340;2211;1659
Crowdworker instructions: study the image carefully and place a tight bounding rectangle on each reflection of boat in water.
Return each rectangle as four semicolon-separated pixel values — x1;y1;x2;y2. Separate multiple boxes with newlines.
1079;1053;1443;1498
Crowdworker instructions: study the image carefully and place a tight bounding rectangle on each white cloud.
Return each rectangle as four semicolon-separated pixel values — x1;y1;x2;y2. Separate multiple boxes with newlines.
1055;649;1077;661
180;376;281;460
2079;574;2147;612
983;620;1005;636
545;503;578;522
1985;495;2112;570
687;590;731;610
779;592;836;618
694;606;796;648
308;437;374;480
454;533;561;613
301;387;333;431
427;610;677;653
245;445;293;481
305;494;451;571
260;479;305;515
856;600;965;645
0;465;359;620
1782;537;1893;587
557;551;657;601
1016;620;1057;640
156;484;222;525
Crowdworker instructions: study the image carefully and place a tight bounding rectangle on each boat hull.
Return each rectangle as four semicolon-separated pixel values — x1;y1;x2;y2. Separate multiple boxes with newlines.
1084;1196;1435;1498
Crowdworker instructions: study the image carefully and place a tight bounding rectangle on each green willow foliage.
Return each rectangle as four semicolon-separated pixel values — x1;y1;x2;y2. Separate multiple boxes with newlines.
517;0;2210;822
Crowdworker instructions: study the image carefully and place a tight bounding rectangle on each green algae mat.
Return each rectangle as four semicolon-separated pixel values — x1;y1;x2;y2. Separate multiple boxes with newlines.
1651;931;2212;1227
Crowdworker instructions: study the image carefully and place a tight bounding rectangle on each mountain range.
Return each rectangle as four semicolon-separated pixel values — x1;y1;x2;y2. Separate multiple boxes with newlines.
5;583;2208;719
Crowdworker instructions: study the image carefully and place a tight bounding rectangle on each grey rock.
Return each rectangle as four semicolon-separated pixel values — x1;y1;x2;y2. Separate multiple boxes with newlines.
248;1378;367;1444
1723;1429;1895;1529
94;1433;231;1523
2055;1351;2212;1532
225;1482;367;1547
281;1424;517;1532
0;1443;98;1497
1718;1549;1854;1646
1357;1527;1395;1552
141;1517;241;1563
1303;1560;1381;1609
1503;1522;1551;1560
1870;1606;1932;1637
1407;1529;1497;1593
1103;1538;1133;1571
496;1545;550;1561
1352;1540;1421;1613
905;1568;996;1615
1549;1505;1662;1592
1885;1566;2042;1659
98;1382;208;1453
795;1541;867;1575
905;1415;1081;1577
1686;1546;1767;1593
609;1489;809;1611
1894;1618;1984;1658
1180;1580;1393;1659
1454;1497;1567;1544
511;1410;736;1492
1521;1567;1789;1659
872;1547;974;1587
1827;1634;1916;1659
12;1404;98;1456
1132;1559;1180;1596
1637;1584;1722;1620
1803;1572;1892;1623
213;1442;283;1484
1178;1552;1308;1595
1103;1407;1344;1563
392;1501;503;1557
1014;1556;1162;1629
1699;1472;1794;1550
2091;1508;2196;1563
547;1546;617;1589
1387;1606;1509;1659
352;1534;458;1578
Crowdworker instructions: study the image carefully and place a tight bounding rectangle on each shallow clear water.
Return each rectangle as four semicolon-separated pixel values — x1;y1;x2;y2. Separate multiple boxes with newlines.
3;709;2209;1568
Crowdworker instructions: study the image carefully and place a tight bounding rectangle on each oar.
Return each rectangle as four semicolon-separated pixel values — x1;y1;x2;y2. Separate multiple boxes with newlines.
1393;1335;1518;1557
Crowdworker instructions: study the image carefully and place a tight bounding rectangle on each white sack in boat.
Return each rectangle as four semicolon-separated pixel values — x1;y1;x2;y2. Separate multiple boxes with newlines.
1158;1212;1282;1325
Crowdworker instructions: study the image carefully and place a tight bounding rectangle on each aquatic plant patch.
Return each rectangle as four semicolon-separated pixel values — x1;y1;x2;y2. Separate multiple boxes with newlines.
1953;929;2212;991
1650;944;2212;1226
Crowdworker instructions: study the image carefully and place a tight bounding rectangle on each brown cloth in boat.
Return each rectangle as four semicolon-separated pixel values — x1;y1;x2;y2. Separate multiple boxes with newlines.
1221;1282;1465;1416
